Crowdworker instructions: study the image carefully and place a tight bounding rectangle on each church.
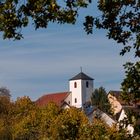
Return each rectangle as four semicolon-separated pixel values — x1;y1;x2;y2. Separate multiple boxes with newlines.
36;72;94;109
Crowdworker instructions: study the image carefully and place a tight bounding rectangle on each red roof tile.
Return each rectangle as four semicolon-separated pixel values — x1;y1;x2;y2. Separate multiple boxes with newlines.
36;92;69;107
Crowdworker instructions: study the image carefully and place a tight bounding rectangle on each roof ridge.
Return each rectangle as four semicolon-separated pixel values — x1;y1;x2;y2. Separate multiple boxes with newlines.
70;72;93;80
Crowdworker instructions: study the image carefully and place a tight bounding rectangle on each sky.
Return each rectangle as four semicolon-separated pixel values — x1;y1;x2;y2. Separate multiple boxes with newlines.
0;2;135;101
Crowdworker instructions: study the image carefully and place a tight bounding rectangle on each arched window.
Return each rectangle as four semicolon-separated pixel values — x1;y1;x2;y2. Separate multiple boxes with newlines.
75;98;77;103
86;81;89;88
74;82;77;88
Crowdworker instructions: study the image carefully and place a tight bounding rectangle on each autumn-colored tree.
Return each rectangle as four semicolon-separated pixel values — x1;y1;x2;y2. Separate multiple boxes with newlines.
49;107;89;140
79;118;133;140
0;1;139;106
11;96;39;139
38;102;61;139
0;95;139;139
0;95;13;139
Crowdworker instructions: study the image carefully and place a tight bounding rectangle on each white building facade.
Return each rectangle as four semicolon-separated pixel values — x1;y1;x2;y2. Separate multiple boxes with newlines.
66;72;94;108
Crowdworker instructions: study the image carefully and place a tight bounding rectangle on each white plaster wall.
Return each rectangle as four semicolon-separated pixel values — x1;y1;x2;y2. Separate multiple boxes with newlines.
118;109;134;135
69;80;82;108
69;79;93;108
118;109;127;122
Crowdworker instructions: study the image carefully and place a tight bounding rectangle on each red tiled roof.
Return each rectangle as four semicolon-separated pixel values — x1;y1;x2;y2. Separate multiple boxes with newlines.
36;92;70;107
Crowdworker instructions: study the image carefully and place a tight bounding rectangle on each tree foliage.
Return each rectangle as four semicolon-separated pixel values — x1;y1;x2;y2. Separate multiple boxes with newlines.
84;0;140;57
0;0;91;40
121;62;140;104
0;95;138;139
91;87;112;114
0;1;139;104
0;87;11;99
83;0;140;102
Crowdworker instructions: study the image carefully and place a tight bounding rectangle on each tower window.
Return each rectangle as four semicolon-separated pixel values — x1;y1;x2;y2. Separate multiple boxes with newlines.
75;98;77;103
74;82;77;88
86;81;89;88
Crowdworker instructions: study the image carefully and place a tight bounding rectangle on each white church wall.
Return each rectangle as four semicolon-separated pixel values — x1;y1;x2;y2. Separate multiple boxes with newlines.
69;80;82;108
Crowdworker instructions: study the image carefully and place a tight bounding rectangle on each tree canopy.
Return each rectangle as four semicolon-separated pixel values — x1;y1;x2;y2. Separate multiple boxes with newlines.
84;0;140;103
0;96;139;139
0;0;139;116
0;0;91;40
91;87;112;114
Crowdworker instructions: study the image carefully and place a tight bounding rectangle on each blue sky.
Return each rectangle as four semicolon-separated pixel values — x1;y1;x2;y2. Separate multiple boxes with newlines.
0;2;135;101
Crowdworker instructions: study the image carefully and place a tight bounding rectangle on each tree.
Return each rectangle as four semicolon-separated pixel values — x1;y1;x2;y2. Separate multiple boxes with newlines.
83;0;140;102
84;0;140;57
49;107;89;140
0;1;139;102
0;0;91;40
121;62;140;104
91;87;112;114
0;95;13;139
38;102;61;139
0;87;11;99
79;118;132;140
11;96;41;139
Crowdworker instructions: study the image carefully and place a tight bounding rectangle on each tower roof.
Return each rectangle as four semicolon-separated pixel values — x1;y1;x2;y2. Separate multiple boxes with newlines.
70;72;93;81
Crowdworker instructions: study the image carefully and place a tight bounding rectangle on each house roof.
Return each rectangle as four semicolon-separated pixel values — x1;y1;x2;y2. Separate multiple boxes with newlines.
70;72;93;81
108;90;121;98
109;91;140;125
36;92;70;107
108;90;126;105
108;90;140;105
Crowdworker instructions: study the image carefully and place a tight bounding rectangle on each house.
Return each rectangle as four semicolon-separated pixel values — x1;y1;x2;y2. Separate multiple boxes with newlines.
36;71;94;109
88;108;116;127
107;90;140;135
36;72;138;135
107;91;123;115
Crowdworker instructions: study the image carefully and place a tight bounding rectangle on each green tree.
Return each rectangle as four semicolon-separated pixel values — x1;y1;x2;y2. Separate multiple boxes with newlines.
0;0;91;40
121;62;140;104
0;1;139;104
83;0;140;102
91;87;111;114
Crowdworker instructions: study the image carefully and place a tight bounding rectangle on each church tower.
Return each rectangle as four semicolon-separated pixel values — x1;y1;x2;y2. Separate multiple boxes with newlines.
69;72;94;108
